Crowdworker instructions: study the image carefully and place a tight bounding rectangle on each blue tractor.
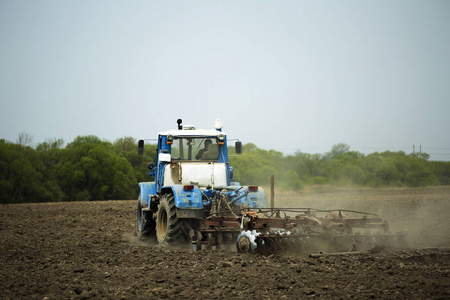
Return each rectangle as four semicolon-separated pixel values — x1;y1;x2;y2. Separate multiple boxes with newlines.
136;119;267;244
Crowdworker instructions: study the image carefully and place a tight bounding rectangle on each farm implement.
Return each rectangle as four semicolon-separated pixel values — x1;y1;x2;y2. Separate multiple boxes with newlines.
195;207;406;255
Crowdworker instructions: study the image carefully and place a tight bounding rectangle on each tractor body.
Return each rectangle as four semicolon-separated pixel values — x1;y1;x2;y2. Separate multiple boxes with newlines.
136;119;267;243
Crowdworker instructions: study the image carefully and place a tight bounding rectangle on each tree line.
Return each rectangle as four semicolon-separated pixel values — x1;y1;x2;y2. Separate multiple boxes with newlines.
0;136;155;204
229;143;450;190
1;137;449;204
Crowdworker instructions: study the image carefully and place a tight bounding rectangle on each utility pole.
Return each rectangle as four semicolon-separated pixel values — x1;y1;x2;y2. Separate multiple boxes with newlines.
270;175;274;213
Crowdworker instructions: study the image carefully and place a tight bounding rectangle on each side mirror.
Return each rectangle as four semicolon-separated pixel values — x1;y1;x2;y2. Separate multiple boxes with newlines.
138;140;144;155
235;141;242;154
147;162;155;170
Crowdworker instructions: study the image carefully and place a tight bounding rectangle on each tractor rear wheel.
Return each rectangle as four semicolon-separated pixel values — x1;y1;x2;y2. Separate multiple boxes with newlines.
156;193;189;244
136;197;156;241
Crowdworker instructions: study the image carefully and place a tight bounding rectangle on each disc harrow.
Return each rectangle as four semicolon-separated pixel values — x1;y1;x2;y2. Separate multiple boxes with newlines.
193;208;406;255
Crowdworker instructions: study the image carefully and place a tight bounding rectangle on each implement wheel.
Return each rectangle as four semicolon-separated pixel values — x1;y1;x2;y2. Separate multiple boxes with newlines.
136;197;155;241
156;193;188;244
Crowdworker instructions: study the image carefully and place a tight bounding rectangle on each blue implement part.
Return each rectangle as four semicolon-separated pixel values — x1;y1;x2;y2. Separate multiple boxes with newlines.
233;187;268;208
170;185;203;209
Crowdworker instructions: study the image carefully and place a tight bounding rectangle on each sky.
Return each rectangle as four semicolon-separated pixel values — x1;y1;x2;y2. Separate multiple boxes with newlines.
1;0;449;160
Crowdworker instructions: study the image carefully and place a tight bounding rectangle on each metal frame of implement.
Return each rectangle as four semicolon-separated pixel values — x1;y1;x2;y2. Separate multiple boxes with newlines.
194;207;406;254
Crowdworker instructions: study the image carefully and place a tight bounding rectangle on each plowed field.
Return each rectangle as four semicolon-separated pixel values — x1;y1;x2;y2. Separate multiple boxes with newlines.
1;187;449;299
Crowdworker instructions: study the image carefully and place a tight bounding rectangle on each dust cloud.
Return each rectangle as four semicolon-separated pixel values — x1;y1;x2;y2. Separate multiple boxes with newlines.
273;187;450;249
122;232;155;247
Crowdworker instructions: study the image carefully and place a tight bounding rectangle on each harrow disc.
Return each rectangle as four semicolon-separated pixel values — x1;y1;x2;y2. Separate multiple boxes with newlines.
237;235;251;253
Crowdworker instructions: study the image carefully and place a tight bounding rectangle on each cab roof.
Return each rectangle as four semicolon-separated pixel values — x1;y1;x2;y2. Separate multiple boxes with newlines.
158;129;226;137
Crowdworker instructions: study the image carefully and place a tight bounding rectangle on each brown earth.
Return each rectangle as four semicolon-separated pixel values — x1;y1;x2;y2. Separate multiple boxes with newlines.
1;187;449;299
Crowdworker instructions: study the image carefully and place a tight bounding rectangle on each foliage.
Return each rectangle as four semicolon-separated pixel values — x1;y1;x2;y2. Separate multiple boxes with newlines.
0;136;153;204
230;144;447;190
1;135;449;204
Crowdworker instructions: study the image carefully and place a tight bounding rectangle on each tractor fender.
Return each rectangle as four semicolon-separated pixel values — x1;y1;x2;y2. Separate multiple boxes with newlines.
160;185;203;209
139;182;157;207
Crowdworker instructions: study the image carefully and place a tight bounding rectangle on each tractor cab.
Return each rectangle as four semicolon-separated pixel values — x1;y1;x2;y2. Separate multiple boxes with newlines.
138;119;242;190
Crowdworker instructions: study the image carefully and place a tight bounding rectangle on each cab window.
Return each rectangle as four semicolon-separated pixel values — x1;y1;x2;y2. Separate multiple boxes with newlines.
171;137;219;161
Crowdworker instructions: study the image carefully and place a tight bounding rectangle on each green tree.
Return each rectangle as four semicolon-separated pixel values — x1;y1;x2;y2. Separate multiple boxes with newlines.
114;136;136;152
0;141;51;203
325;143;350;159
279;170;303;191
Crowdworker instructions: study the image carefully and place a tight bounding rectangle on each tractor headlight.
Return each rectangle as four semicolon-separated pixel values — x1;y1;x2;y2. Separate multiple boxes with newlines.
218;133;225;141
166;134;173;145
